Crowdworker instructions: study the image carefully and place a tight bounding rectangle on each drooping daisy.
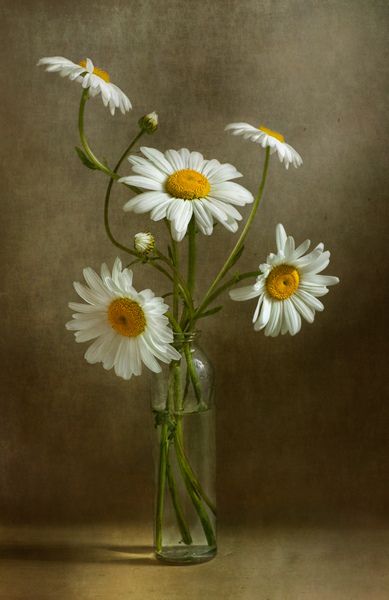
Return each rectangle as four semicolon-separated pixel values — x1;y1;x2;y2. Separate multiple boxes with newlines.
37;56;132;115
119;147;254;242
230;224;339;336
225;123;302;169
66;258;180;380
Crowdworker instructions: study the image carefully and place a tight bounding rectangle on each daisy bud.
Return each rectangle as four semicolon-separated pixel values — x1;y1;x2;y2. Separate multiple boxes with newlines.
134;232;155;255
138;111;159;134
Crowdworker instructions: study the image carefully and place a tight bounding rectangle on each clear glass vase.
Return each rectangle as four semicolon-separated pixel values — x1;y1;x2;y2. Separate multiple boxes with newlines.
151;332;217;564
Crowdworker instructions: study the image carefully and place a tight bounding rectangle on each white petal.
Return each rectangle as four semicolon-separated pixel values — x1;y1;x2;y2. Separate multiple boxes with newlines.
119;175;163;191
192;201;214;235
283;298;301;335
123;192;170;213
276;224;287;252
295;290;324;312
264;301;282;337
290;295;315;324
140;147;174;174
229;284;261;301
254;296;272;330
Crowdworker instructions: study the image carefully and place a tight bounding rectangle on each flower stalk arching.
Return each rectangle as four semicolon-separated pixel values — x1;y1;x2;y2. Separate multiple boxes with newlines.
77;90;194;313
78;89;117;177
190;147;271;327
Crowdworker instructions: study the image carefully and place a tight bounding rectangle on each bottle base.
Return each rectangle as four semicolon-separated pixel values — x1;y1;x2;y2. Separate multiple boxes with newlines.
155;545;217;565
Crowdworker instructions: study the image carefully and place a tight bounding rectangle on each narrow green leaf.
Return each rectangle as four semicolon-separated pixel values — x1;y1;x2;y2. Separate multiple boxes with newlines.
167;245;174;262
230;244;245;267
198;305;223;319
75;146;98;170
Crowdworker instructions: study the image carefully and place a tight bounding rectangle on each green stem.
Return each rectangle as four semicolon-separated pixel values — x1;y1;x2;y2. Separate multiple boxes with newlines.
187;217;196;297
170;237;180;321
155;420;169;553
174;434;216;547
166;459;192;545
192;147;271;324
173;359;216;516
174;430;216;516
104;130;145;257
78;89;117;177
183;343;203;405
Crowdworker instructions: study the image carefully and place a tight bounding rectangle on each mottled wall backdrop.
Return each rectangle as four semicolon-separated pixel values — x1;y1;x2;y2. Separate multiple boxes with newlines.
0;0;388;526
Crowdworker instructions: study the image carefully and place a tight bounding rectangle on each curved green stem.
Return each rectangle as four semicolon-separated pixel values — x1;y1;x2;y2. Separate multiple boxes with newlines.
192;147;271;325
103;129;145;257
102;134;194;301
78;89;117;177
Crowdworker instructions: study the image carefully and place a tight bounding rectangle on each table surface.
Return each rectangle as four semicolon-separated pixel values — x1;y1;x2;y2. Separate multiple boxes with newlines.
0;523;388;599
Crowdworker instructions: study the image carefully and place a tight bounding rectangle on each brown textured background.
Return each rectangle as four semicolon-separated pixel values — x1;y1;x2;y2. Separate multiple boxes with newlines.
0;0;388;532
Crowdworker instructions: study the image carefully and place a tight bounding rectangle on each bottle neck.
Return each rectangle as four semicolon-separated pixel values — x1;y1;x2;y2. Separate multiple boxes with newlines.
173;330;200;349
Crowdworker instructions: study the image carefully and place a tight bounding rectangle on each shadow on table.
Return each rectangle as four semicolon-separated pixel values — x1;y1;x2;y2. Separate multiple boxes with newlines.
0;543;162;566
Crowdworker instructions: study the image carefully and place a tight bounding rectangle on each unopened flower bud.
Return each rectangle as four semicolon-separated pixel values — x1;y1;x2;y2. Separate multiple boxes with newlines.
134;232;155;255
138;111;159;134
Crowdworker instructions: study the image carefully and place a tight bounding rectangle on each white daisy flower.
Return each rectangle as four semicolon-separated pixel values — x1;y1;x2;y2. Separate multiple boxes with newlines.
229;224;339;336
134;232;155;255
225;123;302;169
119;147;254;242
66;258;180;380
37;56;132;116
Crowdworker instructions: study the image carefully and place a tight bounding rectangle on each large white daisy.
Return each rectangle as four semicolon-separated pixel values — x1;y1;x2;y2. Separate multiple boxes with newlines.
66;258;180;380
119;147;254;242
225;123;302;169
37;56;132;115
230;224;339;336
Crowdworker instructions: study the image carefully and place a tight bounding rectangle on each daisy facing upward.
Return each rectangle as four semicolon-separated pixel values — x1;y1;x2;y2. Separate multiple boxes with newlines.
119;147;254;241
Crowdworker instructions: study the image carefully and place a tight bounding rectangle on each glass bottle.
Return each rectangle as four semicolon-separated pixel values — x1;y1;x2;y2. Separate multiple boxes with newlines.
151;332;216;564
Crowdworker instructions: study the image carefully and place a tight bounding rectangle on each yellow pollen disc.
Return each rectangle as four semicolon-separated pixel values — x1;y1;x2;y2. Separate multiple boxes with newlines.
165;169;211;200
266;265;300;300
108;298;146;337
259;125;285;143
79;60;110;83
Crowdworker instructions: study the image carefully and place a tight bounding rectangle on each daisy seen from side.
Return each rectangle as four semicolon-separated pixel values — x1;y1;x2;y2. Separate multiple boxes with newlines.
225;123;302;169
119;147;254;241
66;258;180;380
37;56;132;115
229;224;339;336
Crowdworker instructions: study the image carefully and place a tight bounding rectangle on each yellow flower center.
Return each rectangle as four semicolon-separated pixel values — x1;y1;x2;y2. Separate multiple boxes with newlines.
266;265;300;300
79;60;110;83
259;125;285;143
108;298;146;337
165;169;211;200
